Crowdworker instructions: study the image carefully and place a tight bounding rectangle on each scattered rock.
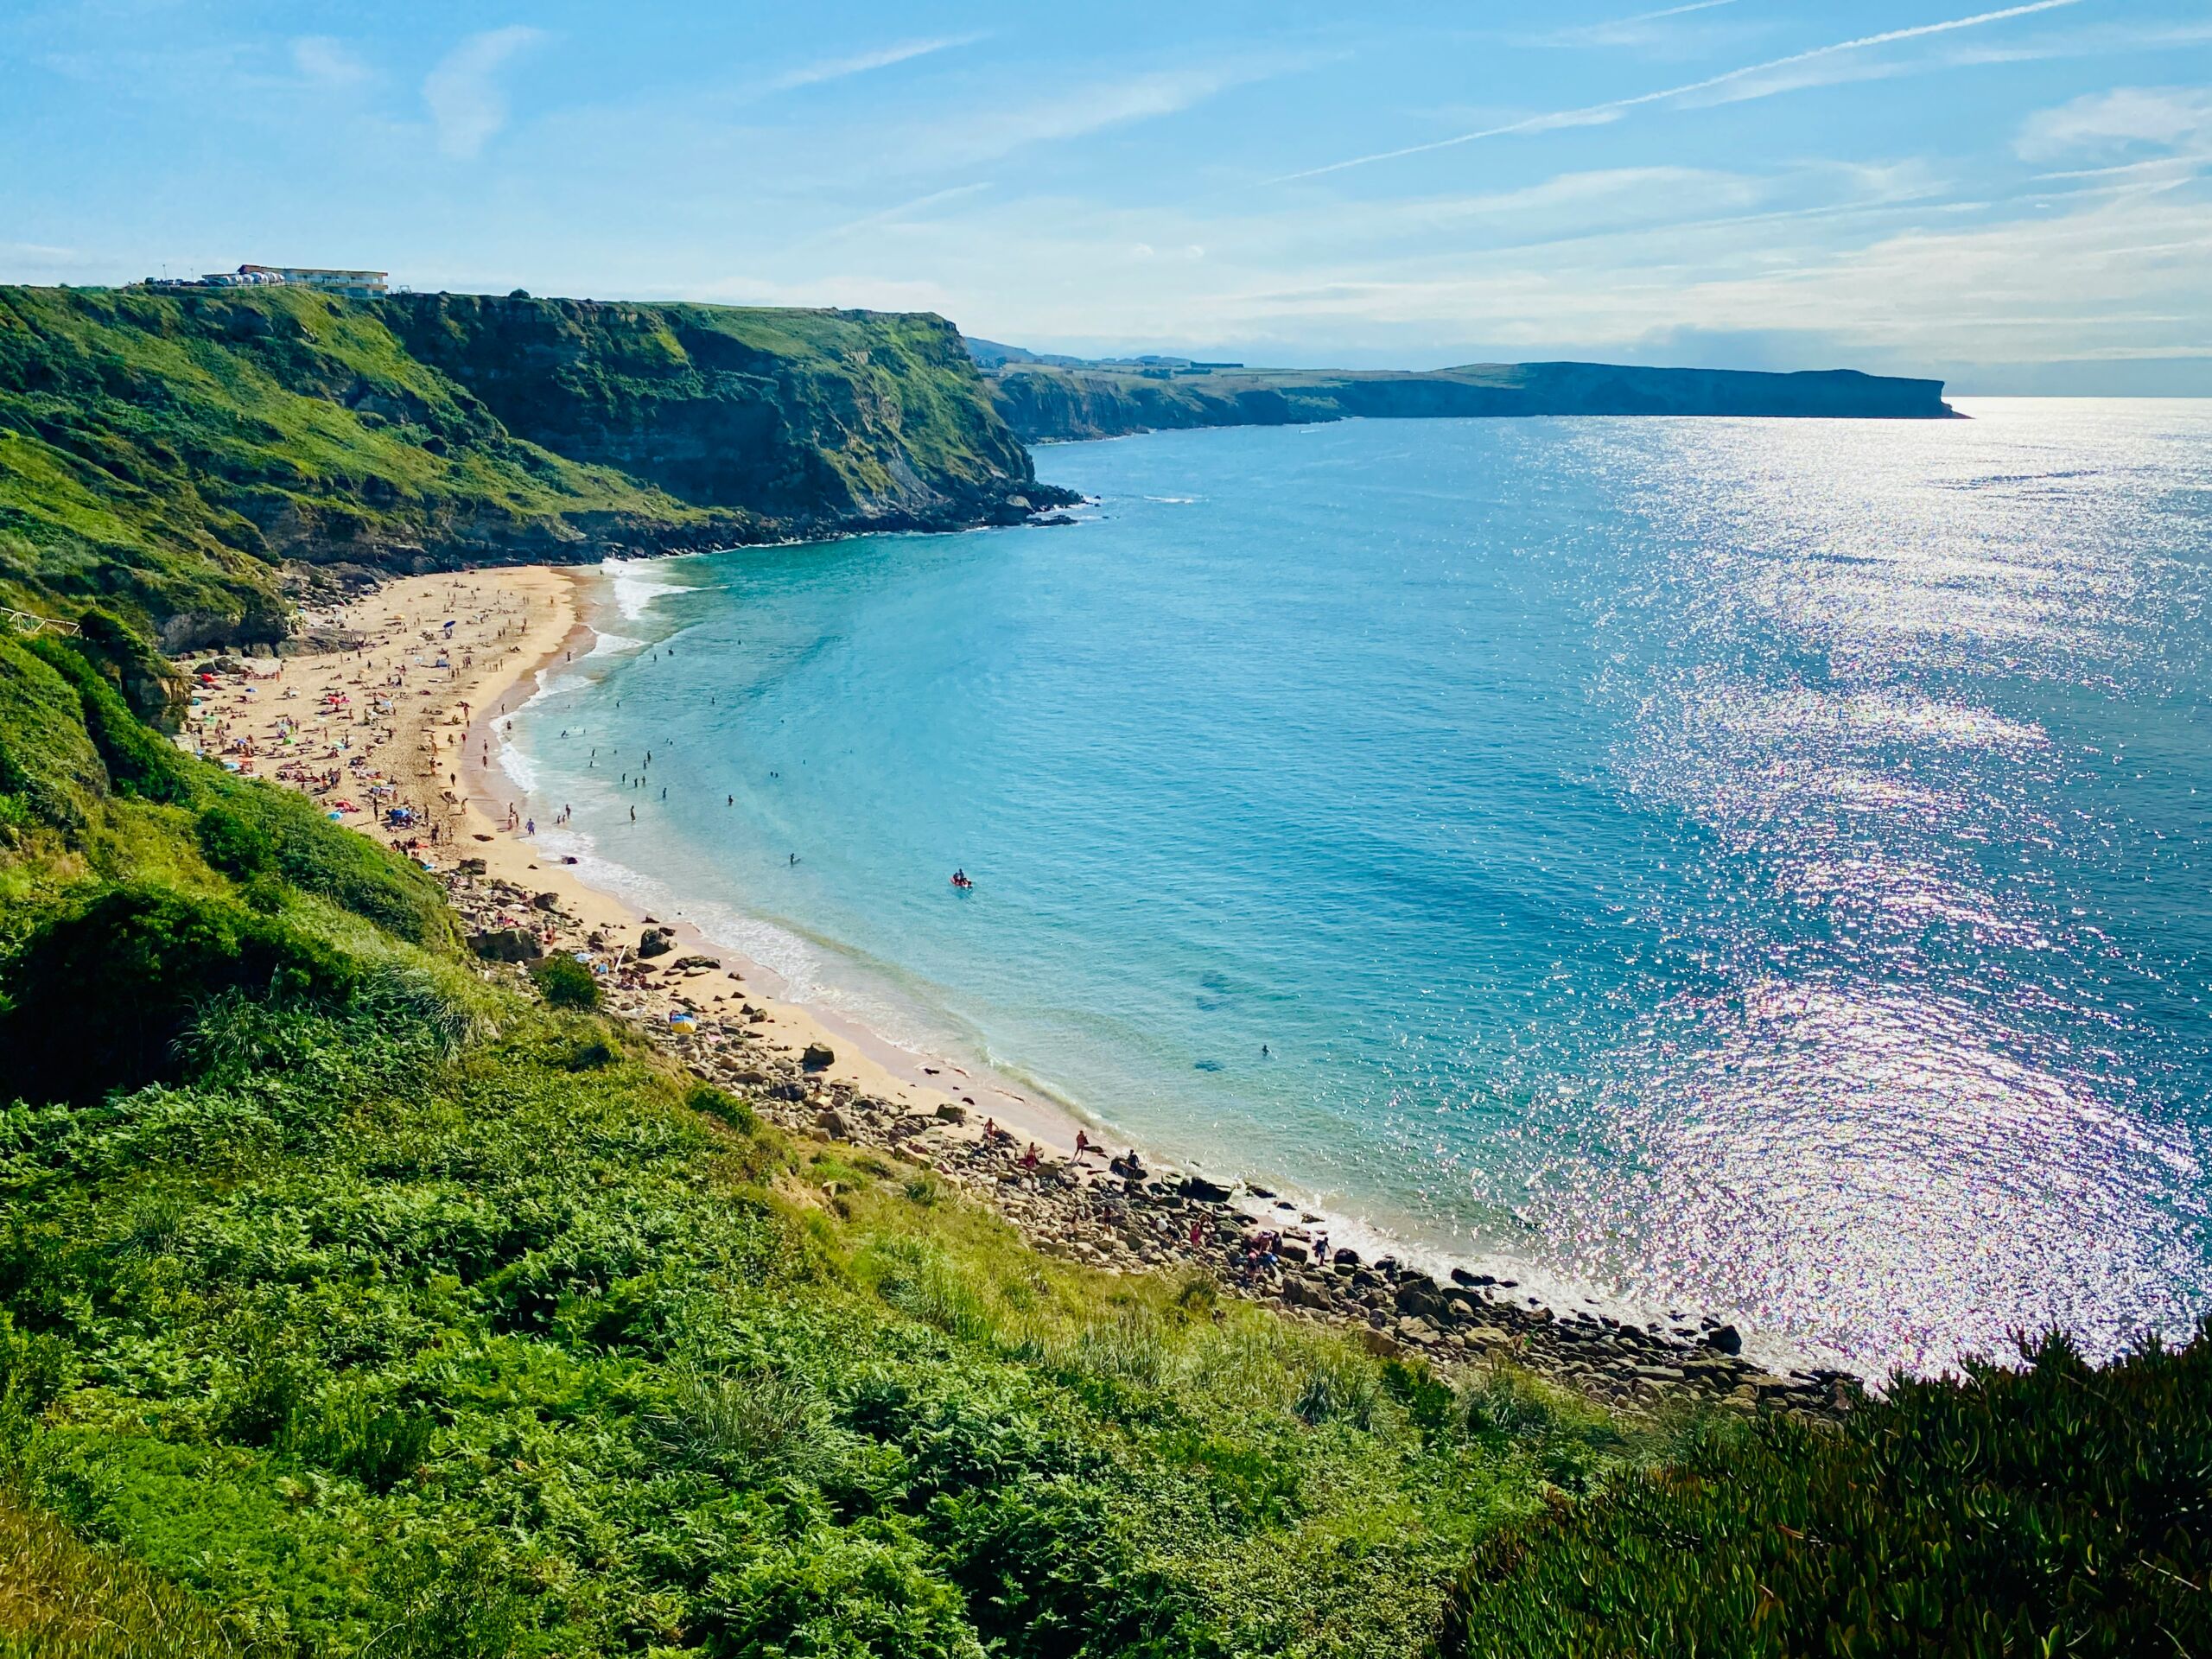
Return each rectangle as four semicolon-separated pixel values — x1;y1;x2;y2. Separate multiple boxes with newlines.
933;1103;968;1125
635;929;672;959
1706;1324;1744;1356
801;1043;835;1072
468;929;542;962
815;1109;849;1137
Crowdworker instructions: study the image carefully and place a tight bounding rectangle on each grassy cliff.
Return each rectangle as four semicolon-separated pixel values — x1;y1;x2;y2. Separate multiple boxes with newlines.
0;287;1062;654
987;359;1957;442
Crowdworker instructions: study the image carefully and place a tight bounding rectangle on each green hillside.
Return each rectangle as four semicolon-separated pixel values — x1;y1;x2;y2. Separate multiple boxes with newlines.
0;287;1063;655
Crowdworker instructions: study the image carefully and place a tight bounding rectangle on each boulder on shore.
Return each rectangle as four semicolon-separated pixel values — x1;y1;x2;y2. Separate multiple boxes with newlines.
469;929;542;963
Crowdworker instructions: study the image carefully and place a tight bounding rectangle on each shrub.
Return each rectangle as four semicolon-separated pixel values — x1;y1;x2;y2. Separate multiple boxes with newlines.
0;881;360;1101
200;779;451;945
194;804;275;877
1436;1330;2212;1659
687;1080;758;1134
697;1528;978;1659
0;636;111;832
26;634;196;804
529;953;601;1009
288;1392;435;1494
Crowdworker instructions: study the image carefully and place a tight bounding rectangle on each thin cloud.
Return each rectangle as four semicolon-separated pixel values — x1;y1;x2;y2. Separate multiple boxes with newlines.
1274;0;2082;183
819;182;995;240
423;26;543;160
909;59;1294;169
291;36;369;90
2016;86;2212;162
760;34;984;96
1538;0;1740;49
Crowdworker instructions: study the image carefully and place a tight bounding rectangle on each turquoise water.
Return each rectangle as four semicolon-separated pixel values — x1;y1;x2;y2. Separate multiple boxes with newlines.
512;401;2212;1373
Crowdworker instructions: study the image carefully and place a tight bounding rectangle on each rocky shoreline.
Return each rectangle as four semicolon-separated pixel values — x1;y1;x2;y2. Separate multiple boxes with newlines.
448;862;1861;1424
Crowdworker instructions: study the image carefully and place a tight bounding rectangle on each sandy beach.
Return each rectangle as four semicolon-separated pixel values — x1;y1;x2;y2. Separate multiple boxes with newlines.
181;563;1096;1163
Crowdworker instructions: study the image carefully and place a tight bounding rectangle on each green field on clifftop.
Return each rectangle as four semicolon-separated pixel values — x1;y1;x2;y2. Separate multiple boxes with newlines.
0;287;1052;652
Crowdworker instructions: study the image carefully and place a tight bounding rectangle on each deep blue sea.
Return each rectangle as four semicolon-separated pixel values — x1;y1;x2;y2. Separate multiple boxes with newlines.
511;401;2212;1374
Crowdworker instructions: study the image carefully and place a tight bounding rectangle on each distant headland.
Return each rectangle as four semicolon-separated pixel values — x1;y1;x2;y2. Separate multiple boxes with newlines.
969;339;1958;439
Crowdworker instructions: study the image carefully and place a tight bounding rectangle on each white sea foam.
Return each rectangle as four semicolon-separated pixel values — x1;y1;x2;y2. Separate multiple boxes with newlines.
604;557;681;624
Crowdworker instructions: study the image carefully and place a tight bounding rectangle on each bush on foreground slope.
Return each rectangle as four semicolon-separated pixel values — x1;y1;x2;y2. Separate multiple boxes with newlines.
1438;1332;2210;1658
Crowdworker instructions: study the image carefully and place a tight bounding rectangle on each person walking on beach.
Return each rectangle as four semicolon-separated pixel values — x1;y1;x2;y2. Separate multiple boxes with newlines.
630;806;637;822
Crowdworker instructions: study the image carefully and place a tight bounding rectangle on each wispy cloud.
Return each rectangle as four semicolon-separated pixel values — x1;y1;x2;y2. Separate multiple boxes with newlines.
423;26;543;160
291;35;369;90
819;182;995;241
2017;86;2212;162
1275;0;2082;183
760;34;983;96
906;60;1293;169
1536;1;1740;50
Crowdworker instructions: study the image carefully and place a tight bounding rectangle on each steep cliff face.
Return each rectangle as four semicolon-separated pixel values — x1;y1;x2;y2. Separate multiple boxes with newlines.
990;359;1957;442
0;285;1061;650
378;296;1061;533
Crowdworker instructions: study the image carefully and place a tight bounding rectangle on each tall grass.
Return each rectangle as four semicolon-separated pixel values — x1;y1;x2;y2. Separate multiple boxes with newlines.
0;1490;246;1657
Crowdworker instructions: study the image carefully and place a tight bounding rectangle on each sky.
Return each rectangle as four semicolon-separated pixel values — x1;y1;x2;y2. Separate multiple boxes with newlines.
4;1;2210;392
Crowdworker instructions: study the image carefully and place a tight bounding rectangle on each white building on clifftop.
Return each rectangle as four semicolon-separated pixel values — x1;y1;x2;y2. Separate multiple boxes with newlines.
151;264;390;297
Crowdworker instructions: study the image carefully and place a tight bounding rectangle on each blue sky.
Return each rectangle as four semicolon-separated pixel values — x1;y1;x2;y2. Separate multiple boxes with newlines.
5;1;2209;391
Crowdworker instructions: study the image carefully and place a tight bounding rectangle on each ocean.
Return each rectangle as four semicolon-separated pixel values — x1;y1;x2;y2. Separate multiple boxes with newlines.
509;400;2212;1375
